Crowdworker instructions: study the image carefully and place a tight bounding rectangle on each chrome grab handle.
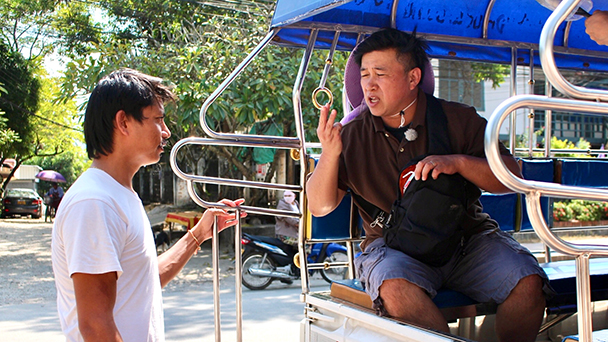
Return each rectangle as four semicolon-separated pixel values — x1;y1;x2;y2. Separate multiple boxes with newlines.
198;28;300;145
485;95;608;231
540;0;608;102
485;94;608;342
170;137;302;218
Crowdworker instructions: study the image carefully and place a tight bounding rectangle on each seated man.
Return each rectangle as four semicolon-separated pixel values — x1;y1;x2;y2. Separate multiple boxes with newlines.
306;28;553;342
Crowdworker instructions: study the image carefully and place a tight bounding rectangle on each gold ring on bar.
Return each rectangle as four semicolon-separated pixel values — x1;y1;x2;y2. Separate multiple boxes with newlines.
312;87;333;109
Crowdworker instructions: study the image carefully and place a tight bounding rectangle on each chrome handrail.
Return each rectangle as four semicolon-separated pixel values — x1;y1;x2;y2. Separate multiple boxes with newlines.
485;95;608;342
540;0;608;102
198;28;300;145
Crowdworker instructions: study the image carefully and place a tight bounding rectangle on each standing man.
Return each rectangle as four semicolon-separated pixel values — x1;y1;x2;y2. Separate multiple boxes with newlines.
51;68;245;342
307;29;552;342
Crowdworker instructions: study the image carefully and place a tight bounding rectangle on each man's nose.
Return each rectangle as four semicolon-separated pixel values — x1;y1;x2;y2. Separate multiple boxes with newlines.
162;121;171;139
363;77;377;91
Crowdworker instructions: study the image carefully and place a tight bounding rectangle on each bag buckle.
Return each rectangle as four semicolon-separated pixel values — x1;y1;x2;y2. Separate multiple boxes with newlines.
370;211;386;228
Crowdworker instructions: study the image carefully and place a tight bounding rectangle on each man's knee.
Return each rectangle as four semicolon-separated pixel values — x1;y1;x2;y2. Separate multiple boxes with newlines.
507;274;545;306
379;278;433;312
380;278;425;297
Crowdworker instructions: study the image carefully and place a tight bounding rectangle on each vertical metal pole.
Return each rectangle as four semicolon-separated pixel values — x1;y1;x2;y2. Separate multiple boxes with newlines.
510;47;518;155
294;31;318;296
234;209;243;342
528;50;535;157
346;196;356;280
575;254;593;342
212;217;221;342
544;77;553;262
318;32;341;89
544;80;553;158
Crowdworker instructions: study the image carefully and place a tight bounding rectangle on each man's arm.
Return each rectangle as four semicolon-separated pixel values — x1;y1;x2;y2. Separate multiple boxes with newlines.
586;10;608;46
157;198;245;288
415;154;522;194
72;272;123;342
307;105;347;217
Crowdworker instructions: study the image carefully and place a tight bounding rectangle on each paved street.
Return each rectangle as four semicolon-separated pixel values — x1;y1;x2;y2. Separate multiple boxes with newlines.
0;216;329;342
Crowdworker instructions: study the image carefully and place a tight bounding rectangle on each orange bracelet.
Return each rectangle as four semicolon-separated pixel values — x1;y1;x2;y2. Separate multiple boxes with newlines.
188;229;200;254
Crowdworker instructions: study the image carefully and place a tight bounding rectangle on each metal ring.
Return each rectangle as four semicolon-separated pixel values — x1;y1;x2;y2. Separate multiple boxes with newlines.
312;87;334;109
290;148;300;161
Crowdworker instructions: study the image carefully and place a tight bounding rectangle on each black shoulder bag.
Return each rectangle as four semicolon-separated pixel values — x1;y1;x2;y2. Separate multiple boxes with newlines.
355;94;481;267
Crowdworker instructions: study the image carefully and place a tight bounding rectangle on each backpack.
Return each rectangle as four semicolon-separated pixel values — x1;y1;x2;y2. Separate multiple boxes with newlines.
355;93;481;267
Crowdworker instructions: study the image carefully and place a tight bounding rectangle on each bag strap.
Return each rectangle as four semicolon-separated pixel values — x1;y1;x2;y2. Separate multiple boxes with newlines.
353;93;450;225
425;93;452;156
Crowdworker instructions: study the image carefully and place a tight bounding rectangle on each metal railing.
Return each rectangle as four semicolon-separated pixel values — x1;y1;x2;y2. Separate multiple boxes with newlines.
169;26;356;342
485;95;608;342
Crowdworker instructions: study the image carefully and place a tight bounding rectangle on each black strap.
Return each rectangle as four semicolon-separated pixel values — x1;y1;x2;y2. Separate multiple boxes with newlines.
425;93;452;156
353;93;451;220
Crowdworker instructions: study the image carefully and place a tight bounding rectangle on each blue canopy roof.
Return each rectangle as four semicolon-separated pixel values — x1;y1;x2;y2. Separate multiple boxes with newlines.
270;0;608;71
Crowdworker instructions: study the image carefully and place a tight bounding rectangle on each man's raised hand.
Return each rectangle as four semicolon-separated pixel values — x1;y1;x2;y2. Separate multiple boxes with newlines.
317;104;343;158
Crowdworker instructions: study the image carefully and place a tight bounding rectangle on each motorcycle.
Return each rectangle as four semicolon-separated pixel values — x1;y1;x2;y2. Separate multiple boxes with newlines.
240;232;349;290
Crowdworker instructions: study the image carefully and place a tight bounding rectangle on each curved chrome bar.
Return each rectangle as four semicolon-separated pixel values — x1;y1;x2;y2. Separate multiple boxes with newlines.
198;28;300;144
390;0;401;29
185;180;300;218
318;31;341;89
540;0;608;101
485;95;608;341
170;137;301;192
482;0;498;39
485;95;608;256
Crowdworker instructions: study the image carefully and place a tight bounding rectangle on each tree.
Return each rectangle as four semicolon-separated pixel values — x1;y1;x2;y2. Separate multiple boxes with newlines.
0;41;41;190
0;0;58;58
55;0;347;206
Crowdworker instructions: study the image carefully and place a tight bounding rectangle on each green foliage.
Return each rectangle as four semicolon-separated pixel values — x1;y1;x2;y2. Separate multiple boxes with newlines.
553;200;608;222
0;41;40;156
52;2;101;57
0;0;58;58
553;201;574;222
471;62;510;89
55;1;347;192
550;136;592;158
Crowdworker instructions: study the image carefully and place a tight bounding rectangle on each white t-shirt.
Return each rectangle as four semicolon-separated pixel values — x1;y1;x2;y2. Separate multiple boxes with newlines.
51;168;164;342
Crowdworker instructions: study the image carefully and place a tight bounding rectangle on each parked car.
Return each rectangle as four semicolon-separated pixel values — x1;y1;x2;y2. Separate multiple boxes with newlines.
1;188;43;219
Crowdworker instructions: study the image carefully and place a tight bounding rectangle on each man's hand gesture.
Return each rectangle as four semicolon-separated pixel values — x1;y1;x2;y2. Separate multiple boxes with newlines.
317;104;343;158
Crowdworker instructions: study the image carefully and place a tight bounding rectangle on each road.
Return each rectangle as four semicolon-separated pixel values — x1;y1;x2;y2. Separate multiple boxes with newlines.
0;217;330;342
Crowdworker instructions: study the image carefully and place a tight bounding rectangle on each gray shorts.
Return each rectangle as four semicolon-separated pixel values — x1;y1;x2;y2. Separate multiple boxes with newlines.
354;229;553;311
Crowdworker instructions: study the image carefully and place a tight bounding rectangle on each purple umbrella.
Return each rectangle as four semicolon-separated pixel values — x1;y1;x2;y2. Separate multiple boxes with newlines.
35;170;67;183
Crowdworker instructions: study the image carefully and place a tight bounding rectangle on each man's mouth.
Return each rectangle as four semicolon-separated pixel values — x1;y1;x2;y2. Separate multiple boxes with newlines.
160;140;168;149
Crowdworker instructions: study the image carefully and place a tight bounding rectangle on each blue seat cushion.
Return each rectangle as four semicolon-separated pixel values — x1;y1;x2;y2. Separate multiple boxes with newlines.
543;258;608;314
480;193;520;232
520;159;555;231
560;159;608;187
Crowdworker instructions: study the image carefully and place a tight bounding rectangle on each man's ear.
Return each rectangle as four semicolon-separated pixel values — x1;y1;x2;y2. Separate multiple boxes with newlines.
408;67;422;91
114;110;130;136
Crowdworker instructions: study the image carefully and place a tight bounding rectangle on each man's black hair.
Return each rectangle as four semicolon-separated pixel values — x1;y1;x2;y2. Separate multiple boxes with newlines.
83;68;175;159
353;28;430;82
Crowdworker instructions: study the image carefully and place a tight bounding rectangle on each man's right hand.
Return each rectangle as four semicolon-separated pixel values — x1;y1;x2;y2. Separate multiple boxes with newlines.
307;104;346;217
317;104;343;158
